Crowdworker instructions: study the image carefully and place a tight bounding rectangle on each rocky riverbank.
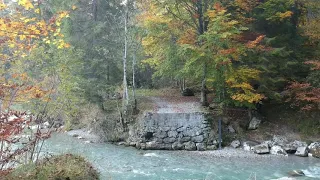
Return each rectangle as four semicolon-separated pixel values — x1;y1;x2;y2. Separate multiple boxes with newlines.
66;128;320;161
65;128;319;178
235;135;320;159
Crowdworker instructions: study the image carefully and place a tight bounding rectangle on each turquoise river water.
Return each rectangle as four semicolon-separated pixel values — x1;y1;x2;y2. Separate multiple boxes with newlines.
43;134;320;180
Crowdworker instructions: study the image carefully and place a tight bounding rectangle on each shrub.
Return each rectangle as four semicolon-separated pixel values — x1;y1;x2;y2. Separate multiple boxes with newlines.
4;154;99;180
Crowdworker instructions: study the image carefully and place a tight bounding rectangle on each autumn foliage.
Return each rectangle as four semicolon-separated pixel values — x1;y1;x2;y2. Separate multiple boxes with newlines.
288;60;320;111
0;0;71;174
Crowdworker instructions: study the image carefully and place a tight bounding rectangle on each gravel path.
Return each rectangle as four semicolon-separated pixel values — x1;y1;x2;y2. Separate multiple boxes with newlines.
150;96;202;113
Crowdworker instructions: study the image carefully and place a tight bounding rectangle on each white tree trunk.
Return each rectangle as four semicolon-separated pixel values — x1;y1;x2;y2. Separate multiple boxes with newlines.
123;2;129;107
132;52;137;110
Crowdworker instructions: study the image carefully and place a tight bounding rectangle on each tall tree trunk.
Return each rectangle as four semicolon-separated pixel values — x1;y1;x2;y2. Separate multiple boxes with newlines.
132;52;137;111
197;0;208;106
201;62;208;106
93;0;98;21
179;79;183;92
122;2;129;108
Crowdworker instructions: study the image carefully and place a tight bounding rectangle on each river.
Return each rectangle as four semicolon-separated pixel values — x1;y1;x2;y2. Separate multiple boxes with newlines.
42;133;320;180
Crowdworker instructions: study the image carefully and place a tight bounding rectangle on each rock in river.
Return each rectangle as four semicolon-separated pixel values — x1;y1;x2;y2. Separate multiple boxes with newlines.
295;147;308;157
308;142;320;158
288;170;305;177
253;144;270;154
270;145;288;156
230;140;241;148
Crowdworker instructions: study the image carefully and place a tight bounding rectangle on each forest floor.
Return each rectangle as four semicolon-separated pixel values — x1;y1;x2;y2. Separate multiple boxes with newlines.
135;88;320;143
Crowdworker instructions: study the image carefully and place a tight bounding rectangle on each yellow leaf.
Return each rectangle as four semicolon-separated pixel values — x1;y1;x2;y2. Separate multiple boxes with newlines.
18;0;34;10
72;5;77;10
19;35;26;40
0;3;7;10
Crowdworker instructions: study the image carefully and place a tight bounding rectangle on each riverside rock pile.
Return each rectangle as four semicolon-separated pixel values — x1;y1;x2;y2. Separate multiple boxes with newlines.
239;135;320;159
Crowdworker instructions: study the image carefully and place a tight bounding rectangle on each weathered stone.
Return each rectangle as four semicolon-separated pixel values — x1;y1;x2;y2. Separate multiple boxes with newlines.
288;170;305;177
262;141;272;148
203;132;209;140
248;117;261;130
243;143;251;151
227;125;236;133
253;144;270;154
184;142;196;151
77;136;85;140
136;142;146;150
212;140;219;146
136;142;141;149
183;128;202;137
308;142;320;158
177;126;186;132
272;135;288;146
129;142;136;147
163;137;176;144
284;141;308;153
172;142;184;150
159;127;171;132
154;131;167;139
270;145;288;156
180;136;191;143
118;142;126;146
206;131;216;145
199;123;209;129
84;140;93;144
146;141;161;150
295;147;308;157
153;138;163;143
177;133;183;139
140;143;146;150
230;140;241;148
160;144;173;150
191;135;204;143
243;141;259;151
72;134;79;138
168;131;178;138
196;143;206;151
206;145;217;150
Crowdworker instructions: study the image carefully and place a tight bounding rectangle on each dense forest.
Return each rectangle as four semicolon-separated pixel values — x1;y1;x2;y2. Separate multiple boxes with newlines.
1;0;320;179
1;0;319;119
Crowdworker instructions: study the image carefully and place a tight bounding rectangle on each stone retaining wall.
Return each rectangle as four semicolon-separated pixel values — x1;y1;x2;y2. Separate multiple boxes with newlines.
128;112;217;151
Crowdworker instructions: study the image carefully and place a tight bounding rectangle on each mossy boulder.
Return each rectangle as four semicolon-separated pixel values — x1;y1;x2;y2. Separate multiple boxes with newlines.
5;154;99;180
